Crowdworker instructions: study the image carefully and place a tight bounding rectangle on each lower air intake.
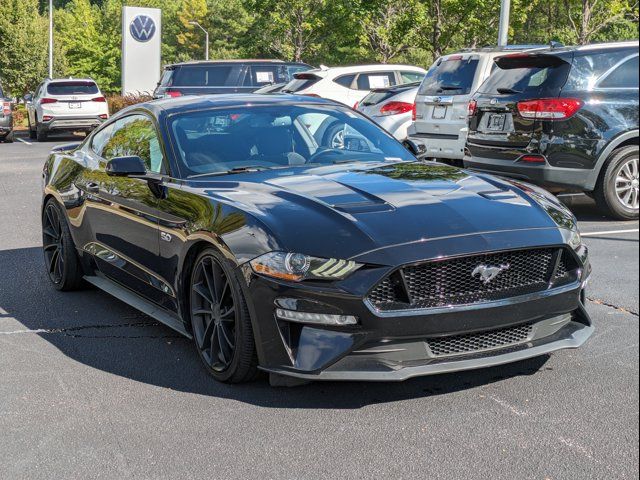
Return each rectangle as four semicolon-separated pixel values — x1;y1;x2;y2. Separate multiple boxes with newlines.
426;323;534;357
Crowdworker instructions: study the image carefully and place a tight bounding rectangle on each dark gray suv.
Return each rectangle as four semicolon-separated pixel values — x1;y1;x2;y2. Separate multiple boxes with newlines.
0;80;14;143
465;41;639;220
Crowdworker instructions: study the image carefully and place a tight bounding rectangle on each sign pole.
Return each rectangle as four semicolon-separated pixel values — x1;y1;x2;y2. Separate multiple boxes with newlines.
48;0;53;77
498;0;511;47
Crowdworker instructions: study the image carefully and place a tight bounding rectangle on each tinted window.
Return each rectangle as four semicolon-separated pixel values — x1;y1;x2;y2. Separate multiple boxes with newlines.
598;56;639;89
169;104;413;177
334;74;355;88
91;123;114;157
357;72;396;90
400;71;424;84
566;49;634;90
419;58;479;95
101;115;164;173
47;81;99;96
158;70;173;87
283;74;321;92
478;62;571;97
172;66;233;87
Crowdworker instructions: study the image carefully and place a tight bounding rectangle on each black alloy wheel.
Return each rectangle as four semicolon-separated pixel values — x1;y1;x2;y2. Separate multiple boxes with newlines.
42;200;83;290
189;249;258;383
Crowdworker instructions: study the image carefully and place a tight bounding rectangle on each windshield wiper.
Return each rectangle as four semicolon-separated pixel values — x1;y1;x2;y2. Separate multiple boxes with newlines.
437;85;463;91
496;87;522;94
188;166;267;179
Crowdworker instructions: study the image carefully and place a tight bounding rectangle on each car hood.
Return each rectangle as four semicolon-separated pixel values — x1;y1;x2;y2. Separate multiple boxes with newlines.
193;162;567;261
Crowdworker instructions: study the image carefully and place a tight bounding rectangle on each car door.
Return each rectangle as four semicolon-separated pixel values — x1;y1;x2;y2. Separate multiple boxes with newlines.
79;113;173;307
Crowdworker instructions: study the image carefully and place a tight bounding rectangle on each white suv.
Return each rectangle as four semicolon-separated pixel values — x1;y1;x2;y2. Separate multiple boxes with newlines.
282;65;426;108
26;78;109;141
407;46;549;163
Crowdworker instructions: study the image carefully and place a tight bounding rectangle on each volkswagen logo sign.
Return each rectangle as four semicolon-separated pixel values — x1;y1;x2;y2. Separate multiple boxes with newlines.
129;15;156;43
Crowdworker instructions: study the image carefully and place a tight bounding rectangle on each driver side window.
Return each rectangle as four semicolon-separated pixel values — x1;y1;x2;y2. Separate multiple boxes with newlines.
100;114;165;173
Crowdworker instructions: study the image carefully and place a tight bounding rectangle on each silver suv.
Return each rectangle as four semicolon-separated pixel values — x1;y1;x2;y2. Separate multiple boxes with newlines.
408;45;552;163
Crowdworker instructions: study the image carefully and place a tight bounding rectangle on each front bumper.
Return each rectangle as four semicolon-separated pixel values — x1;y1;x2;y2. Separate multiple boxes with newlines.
240;233;593;382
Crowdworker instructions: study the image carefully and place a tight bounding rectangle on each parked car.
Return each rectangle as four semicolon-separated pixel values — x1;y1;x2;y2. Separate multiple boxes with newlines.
281;64;426;107
356;82;420;141
153;60;311;98
253;82;289;94
0;79;14;143
41;94;592;385
465;41;639;220
408;45;553;164
26;78;109;142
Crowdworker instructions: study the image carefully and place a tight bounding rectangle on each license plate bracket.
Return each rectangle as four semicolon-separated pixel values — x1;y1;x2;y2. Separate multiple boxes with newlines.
69;102;82;109
432;105;447;120
487;113;506;131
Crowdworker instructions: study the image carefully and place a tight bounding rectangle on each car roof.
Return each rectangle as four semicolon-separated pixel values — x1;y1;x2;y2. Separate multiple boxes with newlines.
45;78;98;84
137;93;337;116
307;64;426;77
165;59;310;68
502;40;639;58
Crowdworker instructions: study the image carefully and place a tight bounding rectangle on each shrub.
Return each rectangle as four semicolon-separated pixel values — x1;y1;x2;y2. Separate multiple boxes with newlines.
107;93;153;115
12;104;28;128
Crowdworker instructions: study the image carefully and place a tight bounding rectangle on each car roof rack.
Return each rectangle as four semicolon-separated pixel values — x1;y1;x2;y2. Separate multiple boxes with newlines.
456;42;563;53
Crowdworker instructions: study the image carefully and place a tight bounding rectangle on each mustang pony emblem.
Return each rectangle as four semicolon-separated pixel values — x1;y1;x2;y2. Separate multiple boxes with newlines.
472;264;510;284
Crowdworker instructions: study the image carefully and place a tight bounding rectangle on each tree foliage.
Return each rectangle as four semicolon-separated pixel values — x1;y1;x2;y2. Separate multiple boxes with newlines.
0;0;637;96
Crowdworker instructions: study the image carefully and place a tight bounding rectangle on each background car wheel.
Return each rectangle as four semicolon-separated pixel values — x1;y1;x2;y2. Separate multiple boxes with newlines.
2;131;14;143
594;145;639;220
28;118;37;139
36;122;48;142
42;199;84;291
322;122;346;150
189;248;258;383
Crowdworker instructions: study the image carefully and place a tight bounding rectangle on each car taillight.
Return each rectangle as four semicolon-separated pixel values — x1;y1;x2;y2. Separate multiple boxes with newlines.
380;101;414;116
92;96;107;102
2;102;10;115
411;102;417;121
517;98;583;120
353;101;359;110
99;114;108;120
303;93;320;98
518;154;546;163
467;100;477;117
166;89;182;98
42;115;53;121
41;98;58;104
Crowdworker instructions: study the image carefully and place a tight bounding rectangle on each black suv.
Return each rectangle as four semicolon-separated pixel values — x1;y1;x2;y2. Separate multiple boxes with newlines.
465;41;639;220
0;79;14;143
153;59;312;98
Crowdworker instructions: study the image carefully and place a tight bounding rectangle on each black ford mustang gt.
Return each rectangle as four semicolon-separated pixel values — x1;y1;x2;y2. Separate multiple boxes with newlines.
41;94;593;384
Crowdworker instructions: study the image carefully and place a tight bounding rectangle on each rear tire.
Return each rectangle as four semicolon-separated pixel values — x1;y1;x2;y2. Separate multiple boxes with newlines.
36;122;48;142
189;248;259;383
28;118;37;139
593;145;639;220
42;199;85;291
2;131;14;143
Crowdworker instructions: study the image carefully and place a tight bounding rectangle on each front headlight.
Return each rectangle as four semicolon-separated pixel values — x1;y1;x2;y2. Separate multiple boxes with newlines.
250;252;363;282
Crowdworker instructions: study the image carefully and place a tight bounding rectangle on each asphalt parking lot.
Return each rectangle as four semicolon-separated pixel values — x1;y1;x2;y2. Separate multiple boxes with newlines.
1;132;638;480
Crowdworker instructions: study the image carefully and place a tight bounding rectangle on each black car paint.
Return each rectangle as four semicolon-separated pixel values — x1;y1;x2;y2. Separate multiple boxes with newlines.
0;82;13;140
466;44;639;192
43;94;592;381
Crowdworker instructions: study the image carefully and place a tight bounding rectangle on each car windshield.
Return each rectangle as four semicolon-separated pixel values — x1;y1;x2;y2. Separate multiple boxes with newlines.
47;81;99;95
478;60;571;96
418;58;479;96
169;104;414;178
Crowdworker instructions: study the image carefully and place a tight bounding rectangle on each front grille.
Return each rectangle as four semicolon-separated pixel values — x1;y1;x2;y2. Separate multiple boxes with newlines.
427;323;534;357
367;248;571;311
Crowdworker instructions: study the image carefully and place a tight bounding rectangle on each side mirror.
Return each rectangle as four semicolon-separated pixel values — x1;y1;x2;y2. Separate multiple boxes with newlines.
106;156;147;177
403;139;427;158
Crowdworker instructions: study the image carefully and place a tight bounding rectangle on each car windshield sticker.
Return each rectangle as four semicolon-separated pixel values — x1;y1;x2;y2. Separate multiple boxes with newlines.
368;75;391;88
256;71;275;84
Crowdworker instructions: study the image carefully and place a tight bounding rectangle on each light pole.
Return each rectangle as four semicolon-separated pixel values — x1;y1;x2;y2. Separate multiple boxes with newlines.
48;0;53;77
497;0;511;47
189;21;209;61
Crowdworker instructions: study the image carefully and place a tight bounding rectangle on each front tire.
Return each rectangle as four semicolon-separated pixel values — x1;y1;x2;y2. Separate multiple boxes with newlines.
594;145;639;220
189;249;258;383
42;199;84;291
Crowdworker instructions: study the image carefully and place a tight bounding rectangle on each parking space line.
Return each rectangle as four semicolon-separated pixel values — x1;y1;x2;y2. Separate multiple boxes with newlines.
582;229;639;237
16;138;32;146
